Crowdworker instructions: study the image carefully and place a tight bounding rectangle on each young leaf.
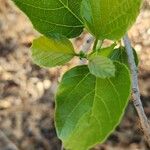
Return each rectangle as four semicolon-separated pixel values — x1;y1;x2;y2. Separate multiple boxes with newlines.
12;0;83;38
55;62;131;150
97;43;116;57
110;47;139;66
81;0;142;40
88;55;115;78
31;36;75;68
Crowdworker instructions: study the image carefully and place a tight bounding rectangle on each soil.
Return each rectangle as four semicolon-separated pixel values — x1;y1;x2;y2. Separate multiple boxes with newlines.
0;0;150;150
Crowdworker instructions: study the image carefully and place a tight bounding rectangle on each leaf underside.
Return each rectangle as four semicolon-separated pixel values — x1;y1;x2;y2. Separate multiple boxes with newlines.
81;0;142;40
31;36;75;68
88;55;116;78
55;62;131;150
12;0;83;38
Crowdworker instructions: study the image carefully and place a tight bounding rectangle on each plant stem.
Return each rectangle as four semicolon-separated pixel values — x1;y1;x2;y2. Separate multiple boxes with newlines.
123;34;150;146
80;35;94;64
99;40;104;49
0;130;19;150
81;35;94;53
93;39;98;52
61;143;64;150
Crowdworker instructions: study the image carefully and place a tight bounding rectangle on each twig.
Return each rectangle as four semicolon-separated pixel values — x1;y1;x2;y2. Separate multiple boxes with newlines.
80;35;94;64
123;34;150;146
0;130;19;150
61;143;64;150
81;35;94;53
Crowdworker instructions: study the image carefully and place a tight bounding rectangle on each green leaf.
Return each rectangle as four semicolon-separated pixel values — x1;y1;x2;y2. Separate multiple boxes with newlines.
31;36;75;68
81;0;142;40
97;43;116;57
88;55;115;78
55;62;131;150
110;47;139;66
12;0;83;38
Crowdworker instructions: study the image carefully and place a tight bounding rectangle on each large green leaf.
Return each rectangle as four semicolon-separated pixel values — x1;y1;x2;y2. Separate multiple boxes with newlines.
31;36;75;68
81;0;142;40
55;62;131;150
12;0;83;38
88;55;115;78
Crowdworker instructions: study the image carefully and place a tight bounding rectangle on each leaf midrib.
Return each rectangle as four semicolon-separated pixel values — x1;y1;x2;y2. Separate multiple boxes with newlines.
14;0;83;27
60;71;120;139
58;0;83;24
31;15;83;28
59;72;91;137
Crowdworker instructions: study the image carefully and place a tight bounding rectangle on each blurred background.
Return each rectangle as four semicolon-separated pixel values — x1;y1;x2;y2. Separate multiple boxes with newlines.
0;0;150;150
